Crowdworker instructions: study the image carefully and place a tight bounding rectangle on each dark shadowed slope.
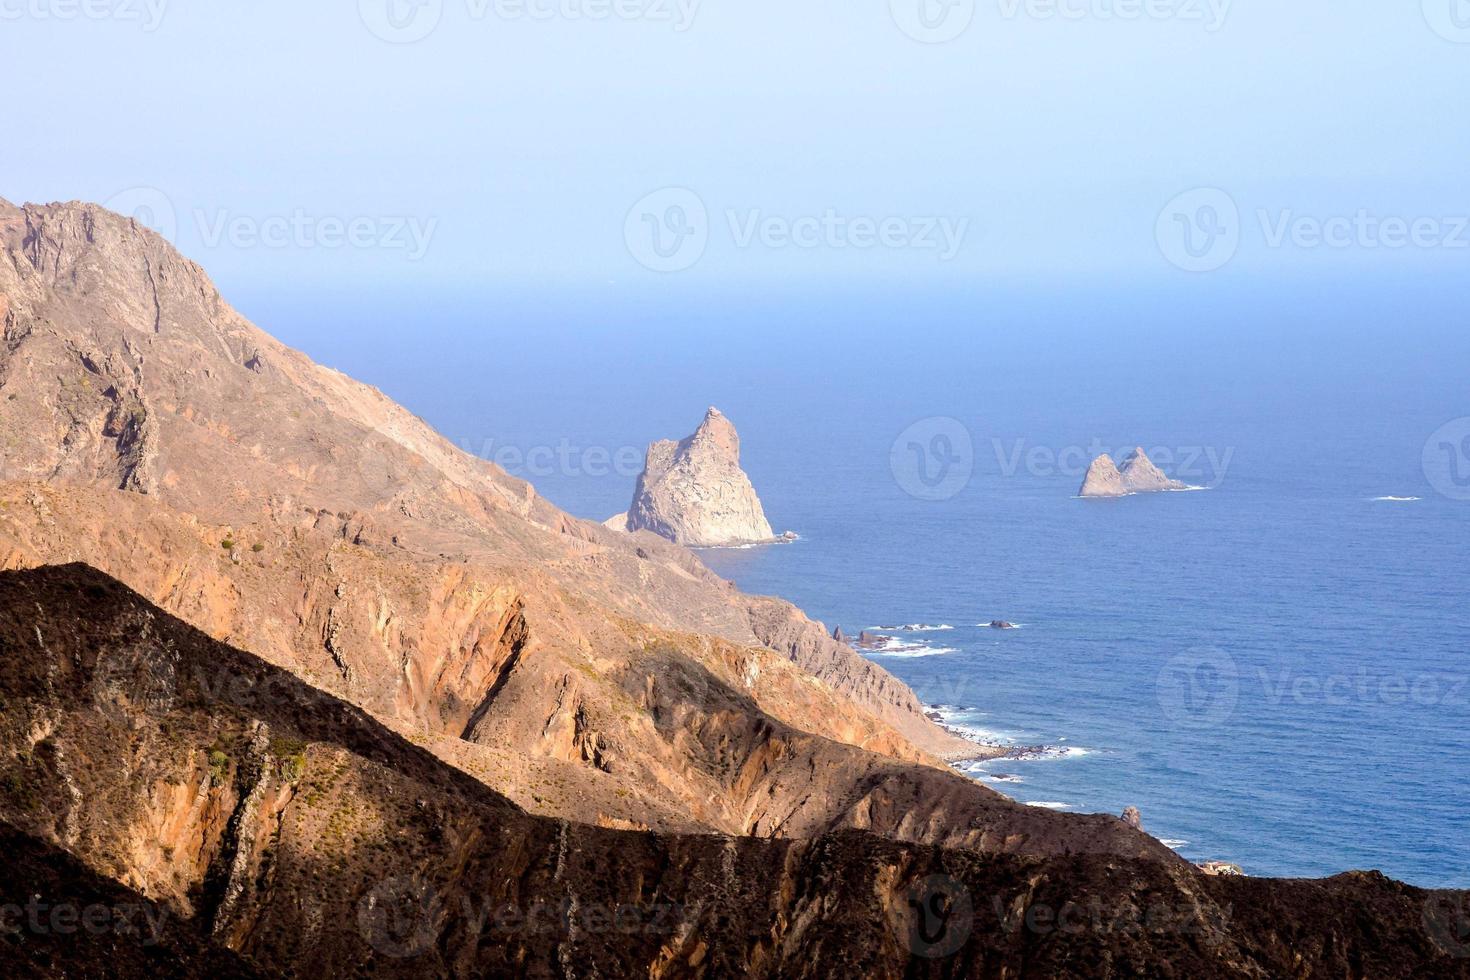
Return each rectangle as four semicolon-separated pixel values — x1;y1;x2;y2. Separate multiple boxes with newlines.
0;564;1466;978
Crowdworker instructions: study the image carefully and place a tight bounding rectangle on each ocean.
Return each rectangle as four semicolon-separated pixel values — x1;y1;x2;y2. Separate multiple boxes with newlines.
247;273;1470;888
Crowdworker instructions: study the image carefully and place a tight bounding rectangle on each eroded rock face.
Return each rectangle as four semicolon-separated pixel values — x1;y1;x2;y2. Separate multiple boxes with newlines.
1078;454;1127;497
2;565;1466;980
0;197;979;845
1079;447;1186;497
622;407;776;547
1119;446;1187;492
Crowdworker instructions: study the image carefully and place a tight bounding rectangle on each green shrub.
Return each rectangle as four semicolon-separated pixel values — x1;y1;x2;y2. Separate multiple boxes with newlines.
220;539;236;551
279;754;307;784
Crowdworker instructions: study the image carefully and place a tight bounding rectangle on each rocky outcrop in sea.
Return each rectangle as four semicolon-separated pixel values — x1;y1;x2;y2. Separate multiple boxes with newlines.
1079;447;1187;497
613;407;780;547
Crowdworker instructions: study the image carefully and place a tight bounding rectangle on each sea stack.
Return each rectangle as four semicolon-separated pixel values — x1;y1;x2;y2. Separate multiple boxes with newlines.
1079;447;1186;497
1118;447;1187;492
614;407;777;547
1078;454;1127;497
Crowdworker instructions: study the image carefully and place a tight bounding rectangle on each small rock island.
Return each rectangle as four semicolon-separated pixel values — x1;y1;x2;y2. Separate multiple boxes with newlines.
1079;447;1187;497
607;407;785;547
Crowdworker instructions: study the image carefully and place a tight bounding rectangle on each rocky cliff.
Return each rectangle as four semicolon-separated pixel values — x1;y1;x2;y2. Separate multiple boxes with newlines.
0;197;980;842
4;198;1464;976
1078;454;1128;497
0;565;1466;979
1119;446;1187;492
618;407;777;547
1079;447;1187;497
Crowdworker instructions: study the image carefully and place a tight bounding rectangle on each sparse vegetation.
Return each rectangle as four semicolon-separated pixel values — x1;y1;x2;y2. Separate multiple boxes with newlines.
3;769;35;807
251;542;266;553
278;753;307;783
220;538;236;551
270;735;309;783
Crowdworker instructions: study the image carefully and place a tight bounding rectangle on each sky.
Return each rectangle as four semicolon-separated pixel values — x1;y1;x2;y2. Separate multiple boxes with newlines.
5;0;1470;303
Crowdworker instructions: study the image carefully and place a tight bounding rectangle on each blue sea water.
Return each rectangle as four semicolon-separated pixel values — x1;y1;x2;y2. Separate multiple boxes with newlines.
245;275;1470;888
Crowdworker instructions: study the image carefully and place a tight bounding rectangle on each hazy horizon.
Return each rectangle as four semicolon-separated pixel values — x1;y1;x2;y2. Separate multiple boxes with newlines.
7;0;1470;297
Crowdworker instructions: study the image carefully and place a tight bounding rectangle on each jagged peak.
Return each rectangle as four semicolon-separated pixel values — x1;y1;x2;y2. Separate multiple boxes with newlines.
627;406;773;546
687;405;740;459
19;198;177;252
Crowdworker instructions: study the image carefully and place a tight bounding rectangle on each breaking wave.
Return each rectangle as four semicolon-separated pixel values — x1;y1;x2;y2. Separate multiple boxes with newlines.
866;636;958;658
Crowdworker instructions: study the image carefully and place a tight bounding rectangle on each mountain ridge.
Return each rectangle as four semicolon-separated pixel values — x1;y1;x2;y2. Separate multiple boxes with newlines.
1;562;1465;978
1;197;1010;855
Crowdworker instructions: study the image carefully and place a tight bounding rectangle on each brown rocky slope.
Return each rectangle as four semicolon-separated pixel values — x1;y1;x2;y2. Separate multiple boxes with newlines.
0;196;964;764
2;564;1466;979
0;196;1049;853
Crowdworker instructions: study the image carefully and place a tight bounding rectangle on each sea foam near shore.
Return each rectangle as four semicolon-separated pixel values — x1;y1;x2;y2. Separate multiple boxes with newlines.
867;636;959;657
